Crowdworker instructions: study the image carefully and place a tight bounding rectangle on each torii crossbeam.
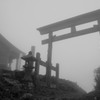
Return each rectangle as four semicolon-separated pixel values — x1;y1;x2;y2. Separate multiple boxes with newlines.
37;9;100;79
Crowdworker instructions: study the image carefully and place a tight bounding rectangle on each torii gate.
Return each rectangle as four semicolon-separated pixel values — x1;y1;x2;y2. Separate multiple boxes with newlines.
37;9;100;80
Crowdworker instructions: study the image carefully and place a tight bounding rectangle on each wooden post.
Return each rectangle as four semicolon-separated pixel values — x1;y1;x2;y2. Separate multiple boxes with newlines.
97;20;100;36
17;53;22;70
56;63;59;88
16;58;19;70
35;52;40;85
8;58;13;70
47;32;53;63
35;52;40;76
46;32;53;86
31;46;35;56
98;19;100;27
71;26;76;33
56;63;59;83
98;19;100;25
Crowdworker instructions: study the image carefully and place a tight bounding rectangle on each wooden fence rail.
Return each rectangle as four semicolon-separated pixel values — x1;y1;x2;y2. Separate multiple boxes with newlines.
35;52;59;86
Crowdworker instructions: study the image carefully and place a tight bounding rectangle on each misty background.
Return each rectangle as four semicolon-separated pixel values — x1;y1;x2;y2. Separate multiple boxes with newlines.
0;0;100;93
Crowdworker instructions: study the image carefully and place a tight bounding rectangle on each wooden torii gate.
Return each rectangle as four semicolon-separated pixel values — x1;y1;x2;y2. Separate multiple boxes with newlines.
37;9;100;83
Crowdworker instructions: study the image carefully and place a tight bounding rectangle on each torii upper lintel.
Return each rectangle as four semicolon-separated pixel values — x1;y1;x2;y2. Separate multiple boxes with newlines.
37;9;100;35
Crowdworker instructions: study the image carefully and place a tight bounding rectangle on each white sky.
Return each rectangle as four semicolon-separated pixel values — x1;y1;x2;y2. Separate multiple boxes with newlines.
0;0;100;92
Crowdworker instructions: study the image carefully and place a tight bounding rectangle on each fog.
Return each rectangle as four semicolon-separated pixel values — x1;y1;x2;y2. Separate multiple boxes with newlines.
0;0;100;92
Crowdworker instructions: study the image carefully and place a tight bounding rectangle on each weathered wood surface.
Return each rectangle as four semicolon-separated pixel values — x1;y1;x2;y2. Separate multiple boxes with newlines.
37;9;100;34
42;25;100;44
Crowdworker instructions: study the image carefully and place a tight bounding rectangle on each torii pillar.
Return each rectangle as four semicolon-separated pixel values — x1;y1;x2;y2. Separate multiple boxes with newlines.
46;32;53;81
37;29;54;85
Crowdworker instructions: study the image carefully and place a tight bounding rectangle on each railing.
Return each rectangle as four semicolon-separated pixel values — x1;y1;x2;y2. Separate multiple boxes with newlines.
34;52;59;87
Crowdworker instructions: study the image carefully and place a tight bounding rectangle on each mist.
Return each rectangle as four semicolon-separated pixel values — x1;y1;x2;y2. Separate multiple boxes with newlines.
0;0;100;92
